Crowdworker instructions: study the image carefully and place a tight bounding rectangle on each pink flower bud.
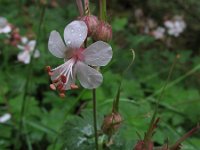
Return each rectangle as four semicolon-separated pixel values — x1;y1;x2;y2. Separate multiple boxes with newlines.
101;112;122;136
93;21;112;42
80;15;99;36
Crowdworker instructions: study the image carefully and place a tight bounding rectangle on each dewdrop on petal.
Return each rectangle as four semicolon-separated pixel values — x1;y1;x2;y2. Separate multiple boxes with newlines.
80;15;99;36
47;20;112;97
93;21;112;42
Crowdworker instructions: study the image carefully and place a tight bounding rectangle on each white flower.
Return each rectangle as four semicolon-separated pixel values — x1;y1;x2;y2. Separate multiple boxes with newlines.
0;113;11;123
47;20;112;96
0;17;11;34
152;27;165;39
164;17;186;37
17;37;40;64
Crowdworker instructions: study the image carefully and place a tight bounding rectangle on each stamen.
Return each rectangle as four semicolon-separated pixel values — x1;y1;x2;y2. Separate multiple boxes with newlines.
45;66;51;72
59;92;65;98
70;84;79;89
50;84;56;90
61;75;67;83
53;78;59;83
46;66;54;76
48;71;53;76
57;83;64;90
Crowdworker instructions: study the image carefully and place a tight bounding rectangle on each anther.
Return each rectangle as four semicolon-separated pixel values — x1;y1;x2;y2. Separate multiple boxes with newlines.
49;84;56;90
57;83;64;90
70;84;79;89
61;75;67;83
45;66;51;72
48;71;53;76
59;92;65;98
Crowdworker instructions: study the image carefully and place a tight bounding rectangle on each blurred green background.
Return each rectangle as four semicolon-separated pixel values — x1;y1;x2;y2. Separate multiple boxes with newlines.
0;0;200;149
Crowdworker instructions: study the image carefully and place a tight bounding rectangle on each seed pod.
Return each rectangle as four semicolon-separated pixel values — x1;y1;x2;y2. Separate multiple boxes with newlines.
80;15;99;36
93;21;112;42
101;112;122;136
134;140;154;150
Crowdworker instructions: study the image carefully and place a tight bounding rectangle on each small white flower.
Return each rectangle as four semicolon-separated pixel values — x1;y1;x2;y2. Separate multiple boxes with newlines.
47;20;112;96
152;27;165;39
164;16;186;37
17;37;40;64
0;113;11;123
0;17;11;34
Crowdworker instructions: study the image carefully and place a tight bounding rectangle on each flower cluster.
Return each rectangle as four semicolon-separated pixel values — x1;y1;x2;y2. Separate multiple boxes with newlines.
17;37;40;64
164;16;186;37
0;17;11;34
0;16;40;64
134;9;187;40
47;20;112;97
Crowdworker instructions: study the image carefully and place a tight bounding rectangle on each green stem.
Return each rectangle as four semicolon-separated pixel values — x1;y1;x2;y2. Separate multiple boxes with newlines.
144;55;179;143
92;89;99;150
99;0;107;21
17;4;46;149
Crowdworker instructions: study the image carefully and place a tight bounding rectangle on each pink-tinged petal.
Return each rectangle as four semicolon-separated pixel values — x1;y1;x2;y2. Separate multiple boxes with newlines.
48;30;66;58
0;17;7;27
50;63;66;81
63;75;75;90
17;51;31;64
51;67;74;90
64;20;87;49
0;113;11;123
1;25;11;33
21;37;28;44
83;41;112;66
17;45;25;51
75;61;103;89
50;59;76;90
28;40;36;51
33;50;40;58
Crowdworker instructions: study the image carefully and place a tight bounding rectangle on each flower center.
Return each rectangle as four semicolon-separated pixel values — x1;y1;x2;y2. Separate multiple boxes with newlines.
65;48;84;61
46;58;79;98
24;45;30;51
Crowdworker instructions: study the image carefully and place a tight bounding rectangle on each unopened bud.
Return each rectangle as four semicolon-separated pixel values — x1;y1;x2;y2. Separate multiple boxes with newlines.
80;15;99;36
134;140;153;150
93;21;112;42
101;112;122;136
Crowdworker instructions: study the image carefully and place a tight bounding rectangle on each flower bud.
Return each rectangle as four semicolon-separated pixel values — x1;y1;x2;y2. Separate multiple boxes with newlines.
93;21;112;42
134;140;153;150
80;15;99;36
101;112;122;136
